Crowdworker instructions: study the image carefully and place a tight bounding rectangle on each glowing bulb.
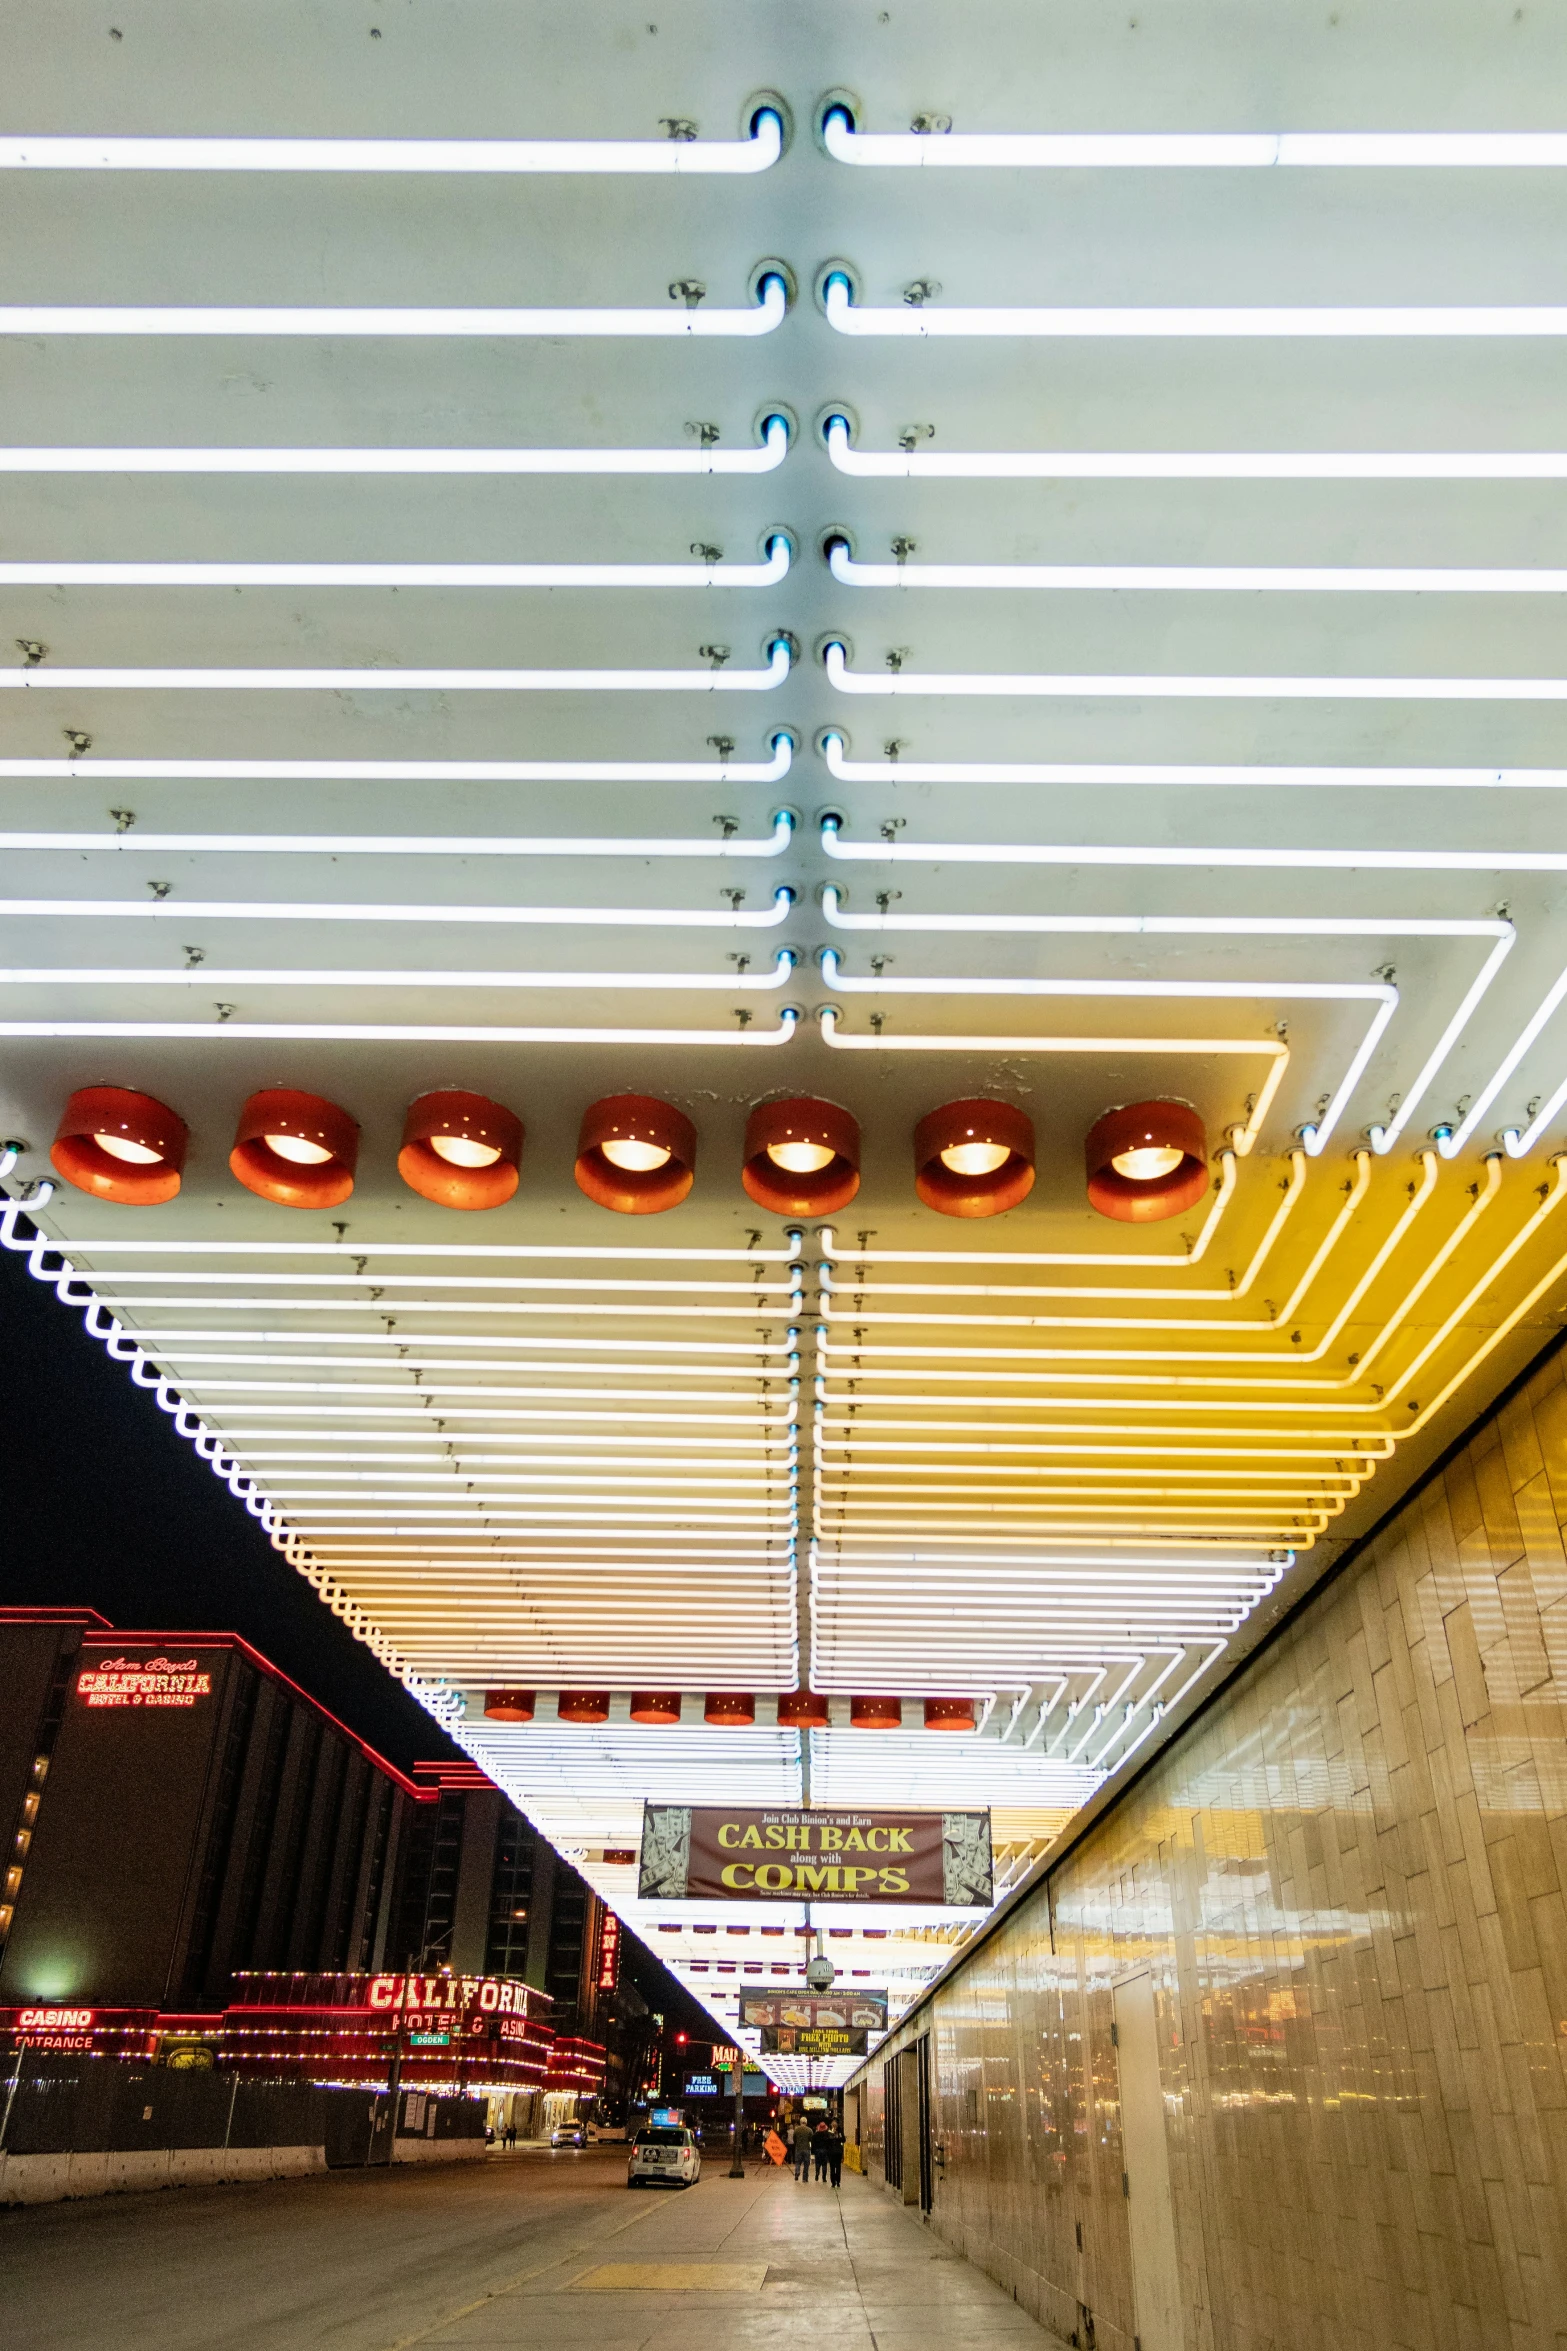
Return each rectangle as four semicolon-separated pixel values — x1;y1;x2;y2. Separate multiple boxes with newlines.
1112;1144;1186;1181
94;1131;163;1165
939;1139;1011;1176
264;1132;334;1166
766;1138;836;1174
600;1137;672;1172
429;1133;502;1168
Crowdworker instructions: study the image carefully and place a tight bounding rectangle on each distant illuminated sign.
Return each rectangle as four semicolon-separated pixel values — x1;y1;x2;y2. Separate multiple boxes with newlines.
597;1910;621;1992
77;1656;212;1709
685;2073;719;2096
367;1972;532;2016
20;2007;93;2030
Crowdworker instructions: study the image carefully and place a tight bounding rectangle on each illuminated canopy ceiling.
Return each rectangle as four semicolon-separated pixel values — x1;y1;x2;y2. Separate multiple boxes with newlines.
5;0;1567;2070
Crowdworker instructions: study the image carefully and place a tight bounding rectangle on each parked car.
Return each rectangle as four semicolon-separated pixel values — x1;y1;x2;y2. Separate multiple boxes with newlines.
550;2121;588;2149
626;2123;701;2188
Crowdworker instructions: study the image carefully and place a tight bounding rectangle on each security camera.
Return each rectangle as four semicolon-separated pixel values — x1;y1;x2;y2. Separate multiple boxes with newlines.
806;1955;835;1992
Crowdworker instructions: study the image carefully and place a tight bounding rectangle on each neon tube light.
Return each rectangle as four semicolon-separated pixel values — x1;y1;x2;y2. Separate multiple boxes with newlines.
819;735;1567;790
822;416;1567;482
0;639;794;693
0;114;785;174
822;115;1567;170
0;276;789;338
0;955;796;991
0;737;795;784
0;416;792;475
0;536;792;589
1;884;795;927
826;541;1567;594
819;810;1567;872
0;1008;800;1045
823;642;1567;703
0;811;796;860
823;274;1567;340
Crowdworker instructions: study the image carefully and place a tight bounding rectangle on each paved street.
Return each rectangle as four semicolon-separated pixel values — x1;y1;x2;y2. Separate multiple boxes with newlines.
4;2147;1053;2351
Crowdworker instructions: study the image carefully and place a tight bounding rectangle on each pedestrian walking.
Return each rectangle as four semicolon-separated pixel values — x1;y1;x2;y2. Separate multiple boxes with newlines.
812;2120;831;2180
791;2116;814;2182
826;2121;844;2189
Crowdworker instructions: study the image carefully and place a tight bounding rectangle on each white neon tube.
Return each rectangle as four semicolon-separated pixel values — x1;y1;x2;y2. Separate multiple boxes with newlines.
0;811;796;860
826;541;1567;594
0;736;795;785
822;417;1567;482
0;277;789;338
819;736;1567;790
822;118;1567;170
0;1008;800;1044
0;884;795;927
0;416;792;476
819;811;1567;874
0;114;785;174
823;275;1567;339
0;954;795;991
823;642;1567;703
0;640;794;694
0;537;793;590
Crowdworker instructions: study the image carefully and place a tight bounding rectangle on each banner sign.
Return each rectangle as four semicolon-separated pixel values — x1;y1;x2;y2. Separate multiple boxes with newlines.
760;2024;868;2057
638;1806;992;1907
738;1990;887;2033
77;1654;212;1709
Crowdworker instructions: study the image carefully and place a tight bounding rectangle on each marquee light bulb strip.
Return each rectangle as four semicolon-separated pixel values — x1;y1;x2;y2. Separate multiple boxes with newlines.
0;417;792;477
818;1005;1291;1157
0;113;786;174
826;540;1567;595
0;638;795;694
819;735;1567;792
820;115;1567;171
0;276;790;338
0;809;797;859
0;736;796;785
821;417;1567;483
823;274;1567;340
823;641;1567;703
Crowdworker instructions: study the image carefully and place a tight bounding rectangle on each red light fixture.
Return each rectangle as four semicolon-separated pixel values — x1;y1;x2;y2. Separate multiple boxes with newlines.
1085;1099;1209;1223
51;1085;187;1205
849;1695;903;1730
398;1089;522;1210
483;1689;535;1723
628;1691;683;1725
230;1088;358;1209
775;1689;830;1729
574;1094;695;1214
923;1698;977;1733
705;1692;756;1726
556;1691;611;1724
914;1098;1035;1218
742;1096;860;1215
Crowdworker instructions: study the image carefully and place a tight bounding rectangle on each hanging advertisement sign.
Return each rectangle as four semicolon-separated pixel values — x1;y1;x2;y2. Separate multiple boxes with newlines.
760;2024;868;2057
738;1989;888;2033
638;1806;992;1907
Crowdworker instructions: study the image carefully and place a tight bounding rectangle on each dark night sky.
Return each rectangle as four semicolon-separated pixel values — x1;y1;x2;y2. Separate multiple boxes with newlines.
0;1226;714;2037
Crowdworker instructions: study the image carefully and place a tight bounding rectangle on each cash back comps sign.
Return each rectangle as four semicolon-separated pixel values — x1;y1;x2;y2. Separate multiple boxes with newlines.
638;1807;993;1908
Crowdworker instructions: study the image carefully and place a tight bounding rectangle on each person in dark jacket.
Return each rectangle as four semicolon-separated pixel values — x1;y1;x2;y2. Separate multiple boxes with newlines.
825;2122;845;2188
790;2116;814;2181
813;2119;831;2180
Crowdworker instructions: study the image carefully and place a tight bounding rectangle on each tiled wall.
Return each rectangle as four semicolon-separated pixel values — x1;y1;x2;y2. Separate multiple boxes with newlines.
860;1342;1567;2351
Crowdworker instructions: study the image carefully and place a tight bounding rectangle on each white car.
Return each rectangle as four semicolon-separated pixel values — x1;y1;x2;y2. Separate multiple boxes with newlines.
627;2124;701;2188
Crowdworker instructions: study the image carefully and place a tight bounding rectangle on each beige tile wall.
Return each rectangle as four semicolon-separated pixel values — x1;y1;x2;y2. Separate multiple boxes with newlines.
860;1343;1567;2351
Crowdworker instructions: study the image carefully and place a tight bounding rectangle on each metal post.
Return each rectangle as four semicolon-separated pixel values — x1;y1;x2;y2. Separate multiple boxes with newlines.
728;2053;745;2177
0;2038;29;2152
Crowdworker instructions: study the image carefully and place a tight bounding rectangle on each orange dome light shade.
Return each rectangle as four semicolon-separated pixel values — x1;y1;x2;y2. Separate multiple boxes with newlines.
230;1088;358;1209
51;1086;188;1205
575;1094;696;1214
556;1690;612;1724
775;1688;830;1729
704;1692;756;1726
849;1695;903;1730
398;1090;523;1210
1085;1099;1209;1223
742;1097;860;1215
914;1098;1035;1218
923;1698;978;1733
628;1691;684;1725
483;1689;535;1723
